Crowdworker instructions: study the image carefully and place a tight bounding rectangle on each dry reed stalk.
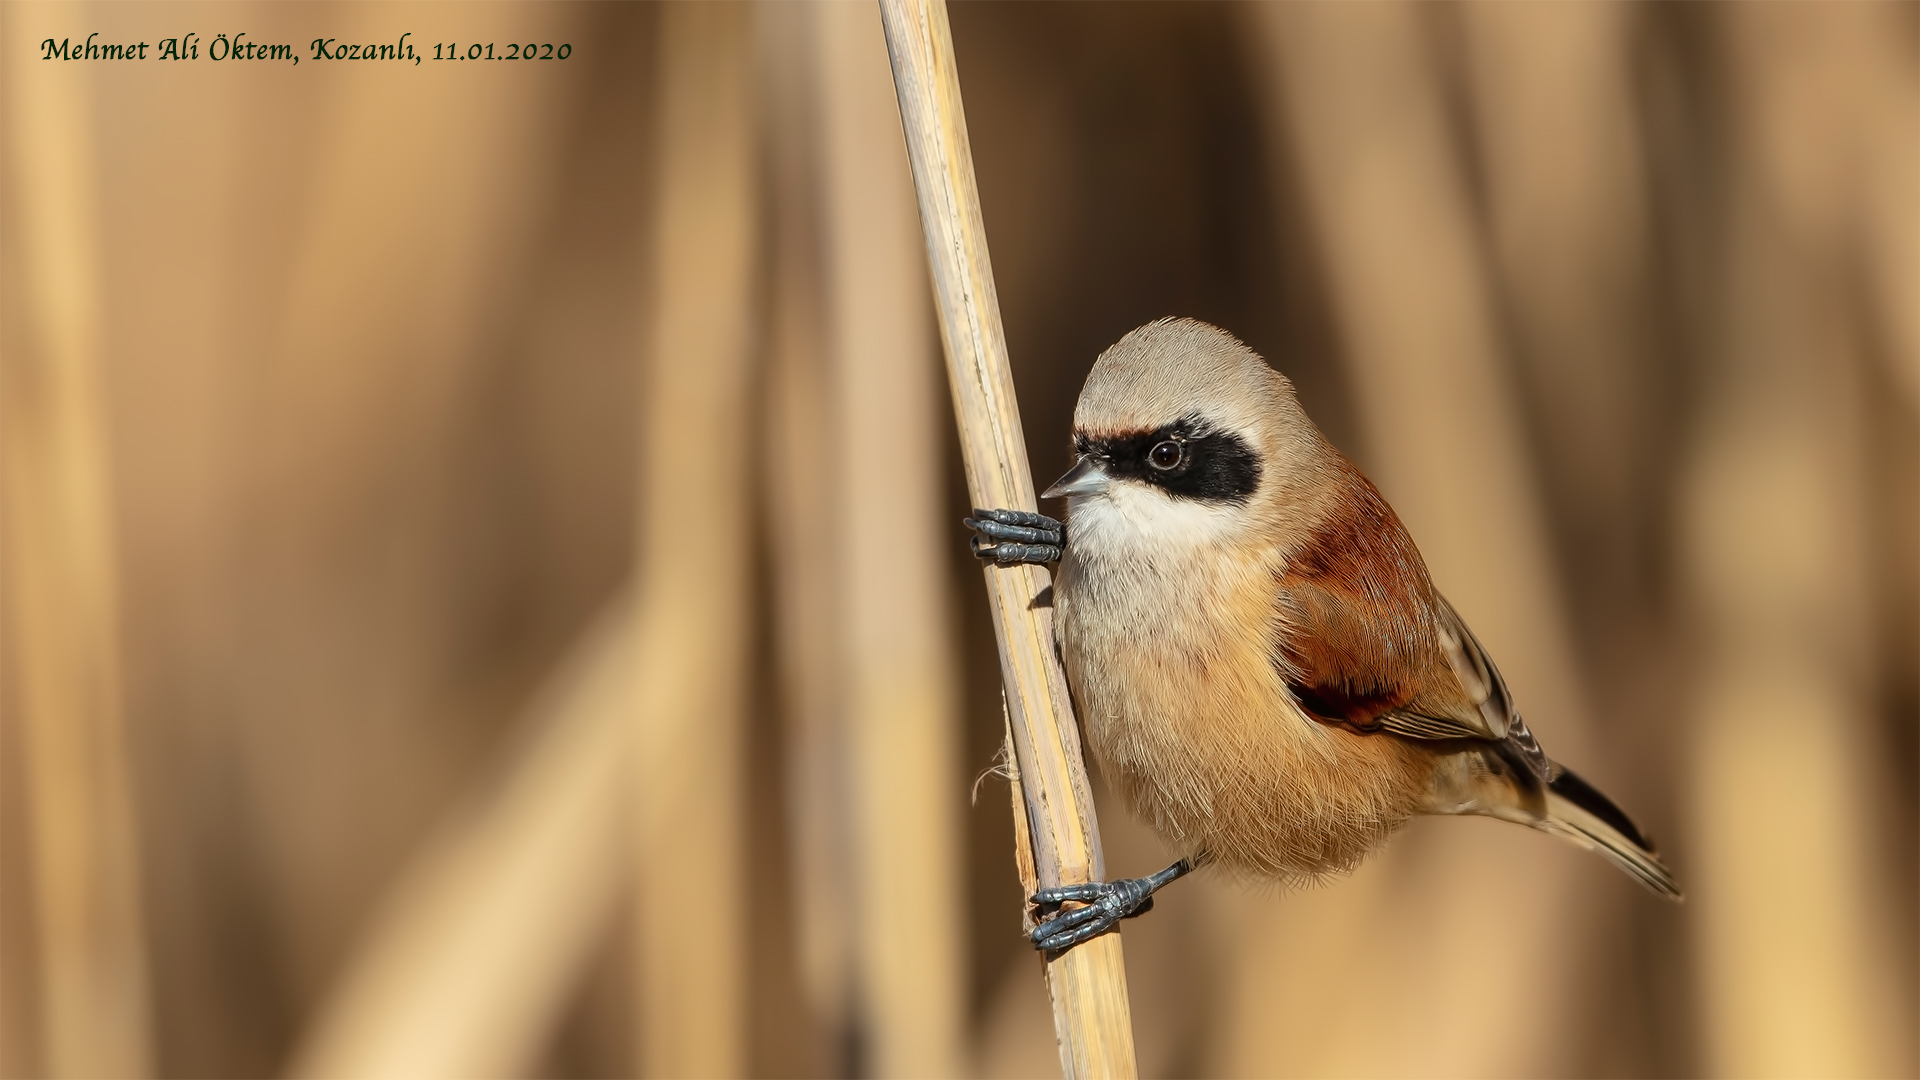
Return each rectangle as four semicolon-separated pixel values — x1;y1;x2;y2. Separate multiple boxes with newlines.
1459;1;1653;578
1227;4;1595;1075
1683;7;1913;1074
815;4;970;1076
0;18;154;1077
876;2;1137;1076
759;4;855;1056
1453;3;1660;1060
286;601;634;1079
1451;7;1663;1064
632;4;758;1076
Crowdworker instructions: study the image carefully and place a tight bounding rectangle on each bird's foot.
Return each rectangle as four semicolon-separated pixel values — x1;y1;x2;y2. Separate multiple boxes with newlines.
965;508;1063;566
1027;859;1192;953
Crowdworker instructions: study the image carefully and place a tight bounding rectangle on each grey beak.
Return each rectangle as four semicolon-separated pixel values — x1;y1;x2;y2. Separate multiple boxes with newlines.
1042;457;1111;499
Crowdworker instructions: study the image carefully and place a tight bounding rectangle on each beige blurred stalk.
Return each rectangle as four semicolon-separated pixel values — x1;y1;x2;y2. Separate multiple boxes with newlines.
231;5;565;1007
759;1;855;1059
1682;5;1916;1077
1453;6;1658;1052
814;3;969;1076
1228;4;1598;1075
879;1;1137;1076
632;4;758;1077
286;602;634;1080
1458;1;1653;566
0;18;154;1079
760;5;969;1071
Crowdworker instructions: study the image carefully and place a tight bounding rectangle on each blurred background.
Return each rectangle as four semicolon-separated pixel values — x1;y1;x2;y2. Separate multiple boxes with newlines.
2;2;1914;1077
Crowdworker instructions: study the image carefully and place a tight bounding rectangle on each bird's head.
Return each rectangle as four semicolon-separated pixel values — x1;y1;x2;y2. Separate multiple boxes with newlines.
1046;318;1333;557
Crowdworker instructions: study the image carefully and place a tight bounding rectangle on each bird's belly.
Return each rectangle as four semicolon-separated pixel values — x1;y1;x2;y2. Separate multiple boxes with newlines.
1056;549;1429;882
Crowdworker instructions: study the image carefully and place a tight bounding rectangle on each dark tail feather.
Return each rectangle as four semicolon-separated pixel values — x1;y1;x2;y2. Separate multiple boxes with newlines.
1542;767;1683;900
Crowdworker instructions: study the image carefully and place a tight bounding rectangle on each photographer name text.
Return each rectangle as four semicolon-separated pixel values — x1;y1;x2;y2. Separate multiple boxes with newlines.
38;33;572;66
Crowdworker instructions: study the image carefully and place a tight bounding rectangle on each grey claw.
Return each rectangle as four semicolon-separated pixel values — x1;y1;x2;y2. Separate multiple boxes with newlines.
1026;877;1150;951
1031;903;1112;951
964;508;1064;566
968;519;1061;546
970;508;1061;530
1025;860;1195;954
1032;883;1105;906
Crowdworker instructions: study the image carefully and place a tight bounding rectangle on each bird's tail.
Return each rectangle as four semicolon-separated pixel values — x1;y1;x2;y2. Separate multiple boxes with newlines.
1540;767;1682;900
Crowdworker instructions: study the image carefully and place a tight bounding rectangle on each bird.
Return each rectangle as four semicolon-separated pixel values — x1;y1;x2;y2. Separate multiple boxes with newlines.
965;317;1680;953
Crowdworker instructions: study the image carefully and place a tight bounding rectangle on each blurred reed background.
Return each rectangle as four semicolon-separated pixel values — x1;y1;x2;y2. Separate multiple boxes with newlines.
1;2;1914;1077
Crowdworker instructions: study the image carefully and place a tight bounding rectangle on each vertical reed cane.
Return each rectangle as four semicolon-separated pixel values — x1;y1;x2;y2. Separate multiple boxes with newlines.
876;2;1139;1076
633;4;758;1075
1;14;153;1075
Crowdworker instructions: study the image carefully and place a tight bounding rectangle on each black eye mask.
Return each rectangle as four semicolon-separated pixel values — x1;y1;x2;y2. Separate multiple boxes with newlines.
1075;413;1262;505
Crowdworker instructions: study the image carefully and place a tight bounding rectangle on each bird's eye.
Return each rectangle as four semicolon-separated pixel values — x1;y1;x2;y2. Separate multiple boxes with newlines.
1147;440;1183;471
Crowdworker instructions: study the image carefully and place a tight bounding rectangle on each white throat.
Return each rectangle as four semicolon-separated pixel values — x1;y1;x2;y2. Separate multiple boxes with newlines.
1066;480;1247;567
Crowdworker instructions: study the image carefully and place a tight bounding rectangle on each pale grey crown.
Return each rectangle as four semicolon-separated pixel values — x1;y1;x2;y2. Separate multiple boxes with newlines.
1074;318;1297;441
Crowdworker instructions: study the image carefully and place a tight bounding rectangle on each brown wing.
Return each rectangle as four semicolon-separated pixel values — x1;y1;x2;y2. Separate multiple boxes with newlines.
1273;465;1507;744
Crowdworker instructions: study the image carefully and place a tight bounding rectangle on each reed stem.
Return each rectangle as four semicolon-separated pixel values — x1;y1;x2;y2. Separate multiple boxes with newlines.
1;12;153;1075
632;4;759;1075
876;2;1138;1076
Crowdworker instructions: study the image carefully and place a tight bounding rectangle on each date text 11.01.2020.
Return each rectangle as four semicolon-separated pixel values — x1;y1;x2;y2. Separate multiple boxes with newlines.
433;41;571;61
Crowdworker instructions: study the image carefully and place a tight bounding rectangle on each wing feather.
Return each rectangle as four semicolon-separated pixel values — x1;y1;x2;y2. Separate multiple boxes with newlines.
1270;464;1523;753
